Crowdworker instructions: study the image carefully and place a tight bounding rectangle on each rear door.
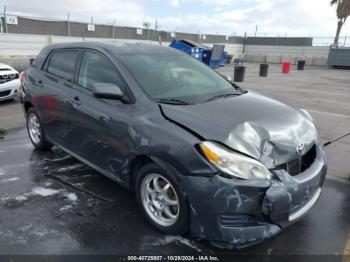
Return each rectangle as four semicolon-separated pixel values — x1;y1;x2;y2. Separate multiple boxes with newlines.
68;49;132;177
40;49;80;149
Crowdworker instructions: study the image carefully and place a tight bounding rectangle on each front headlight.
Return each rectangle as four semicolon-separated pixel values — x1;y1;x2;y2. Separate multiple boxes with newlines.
199;141;271;180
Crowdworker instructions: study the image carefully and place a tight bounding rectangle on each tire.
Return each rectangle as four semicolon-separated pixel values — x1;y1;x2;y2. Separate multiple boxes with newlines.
135;163;190;235
26;107;52;150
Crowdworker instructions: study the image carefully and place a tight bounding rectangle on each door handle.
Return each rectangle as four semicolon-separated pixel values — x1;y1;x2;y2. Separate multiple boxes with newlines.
37;80;43;86
72;96;81;105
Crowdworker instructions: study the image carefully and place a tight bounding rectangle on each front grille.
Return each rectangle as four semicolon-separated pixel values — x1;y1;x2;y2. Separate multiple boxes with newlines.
0;90;11;97
275;144;317;176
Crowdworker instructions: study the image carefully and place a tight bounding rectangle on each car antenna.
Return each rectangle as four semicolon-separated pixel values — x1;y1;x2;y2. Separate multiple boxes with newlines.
323;131;350;147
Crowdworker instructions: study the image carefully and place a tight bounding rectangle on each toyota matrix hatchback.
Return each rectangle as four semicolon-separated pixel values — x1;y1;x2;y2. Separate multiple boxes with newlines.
21;42;327;248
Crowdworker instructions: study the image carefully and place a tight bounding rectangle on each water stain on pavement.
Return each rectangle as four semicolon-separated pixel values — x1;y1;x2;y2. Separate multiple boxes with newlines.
0;128;349;256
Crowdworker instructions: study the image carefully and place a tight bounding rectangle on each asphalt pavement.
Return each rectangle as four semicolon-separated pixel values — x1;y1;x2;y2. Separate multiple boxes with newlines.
0;128;349;257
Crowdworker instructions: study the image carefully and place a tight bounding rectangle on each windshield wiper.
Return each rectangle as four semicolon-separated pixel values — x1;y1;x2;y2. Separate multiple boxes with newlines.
205;93;241;102
156;98;193;105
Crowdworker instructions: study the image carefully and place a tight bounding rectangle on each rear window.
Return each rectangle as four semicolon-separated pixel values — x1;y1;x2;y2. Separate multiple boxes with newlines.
47;50;79;82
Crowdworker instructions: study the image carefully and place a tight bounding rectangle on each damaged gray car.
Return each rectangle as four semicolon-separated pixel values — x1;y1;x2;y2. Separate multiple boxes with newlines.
21;42;327;249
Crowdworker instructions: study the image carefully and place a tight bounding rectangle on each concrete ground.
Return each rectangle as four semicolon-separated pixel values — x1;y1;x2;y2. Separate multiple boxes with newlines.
0;98;24;130
0;129;349;257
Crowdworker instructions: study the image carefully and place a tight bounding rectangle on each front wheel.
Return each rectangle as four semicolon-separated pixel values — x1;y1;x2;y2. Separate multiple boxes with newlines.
26;108;52;150
135;163;190;235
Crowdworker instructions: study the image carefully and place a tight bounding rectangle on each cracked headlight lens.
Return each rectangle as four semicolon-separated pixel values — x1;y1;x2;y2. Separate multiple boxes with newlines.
200;141;271;180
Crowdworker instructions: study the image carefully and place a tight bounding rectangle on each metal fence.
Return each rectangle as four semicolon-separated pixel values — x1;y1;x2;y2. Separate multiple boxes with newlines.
2;13;345;47
0;14;243;44
246;35;349;47
312;37;349;47
1;12;349;50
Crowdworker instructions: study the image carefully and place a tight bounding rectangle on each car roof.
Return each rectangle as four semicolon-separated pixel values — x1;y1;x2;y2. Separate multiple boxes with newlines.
32;41;185;70
44;41;184;55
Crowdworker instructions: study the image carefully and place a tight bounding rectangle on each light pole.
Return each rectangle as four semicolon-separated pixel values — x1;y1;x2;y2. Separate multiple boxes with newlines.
112;19;116;39
67;12;70;37
4;5;8;33
143;22;150;41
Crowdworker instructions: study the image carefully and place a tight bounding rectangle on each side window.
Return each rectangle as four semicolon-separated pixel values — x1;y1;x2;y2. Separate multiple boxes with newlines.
78;51;126;90
47;50;79;82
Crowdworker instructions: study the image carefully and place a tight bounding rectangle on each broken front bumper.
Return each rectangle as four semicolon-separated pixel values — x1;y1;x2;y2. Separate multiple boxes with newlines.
180;145;327;249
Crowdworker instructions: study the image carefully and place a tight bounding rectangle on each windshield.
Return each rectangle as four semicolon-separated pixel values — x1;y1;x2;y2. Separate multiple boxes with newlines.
119;54;243;104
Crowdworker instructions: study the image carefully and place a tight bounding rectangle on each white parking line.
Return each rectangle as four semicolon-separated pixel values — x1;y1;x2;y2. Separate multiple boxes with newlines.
306;109;350;119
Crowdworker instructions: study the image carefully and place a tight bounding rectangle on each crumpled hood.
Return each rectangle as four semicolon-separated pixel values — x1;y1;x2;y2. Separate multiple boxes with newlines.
161;91;318;168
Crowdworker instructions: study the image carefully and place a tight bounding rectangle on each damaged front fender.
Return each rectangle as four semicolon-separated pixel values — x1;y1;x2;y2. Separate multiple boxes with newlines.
179;145;327;249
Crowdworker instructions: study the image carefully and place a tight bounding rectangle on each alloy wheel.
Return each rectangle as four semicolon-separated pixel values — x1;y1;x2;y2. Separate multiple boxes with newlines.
141;173;179;227
28;112;41;145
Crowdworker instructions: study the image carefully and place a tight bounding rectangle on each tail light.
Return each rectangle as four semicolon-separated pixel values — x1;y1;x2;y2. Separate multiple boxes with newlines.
19;71;27;91
19;71;25;81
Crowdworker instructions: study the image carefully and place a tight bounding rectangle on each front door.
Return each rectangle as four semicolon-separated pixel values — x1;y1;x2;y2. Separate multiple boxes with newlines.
68;50;132;178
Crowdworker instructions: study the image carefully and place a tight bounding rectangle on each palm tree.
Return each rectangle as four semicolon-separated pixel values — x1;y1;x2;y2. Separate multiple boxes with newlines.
330;0;350;45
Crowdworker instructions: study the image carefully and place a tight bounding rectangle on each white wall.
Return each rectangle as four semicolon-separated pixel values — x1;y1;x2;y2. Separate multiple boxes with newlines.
0;33;329;67
0;34;48;56
245;45;329;58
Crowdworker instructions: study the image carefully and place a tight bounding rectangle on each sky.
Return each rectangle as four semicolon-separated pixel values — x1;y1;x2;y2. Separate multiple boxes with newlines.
3;0;350;38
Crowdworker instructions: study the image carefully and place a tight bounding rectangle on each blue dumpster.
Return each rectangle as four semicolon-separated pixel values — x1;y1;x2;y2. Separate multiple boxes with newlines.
169;39;231;68
202;45;225;68
169;39;204;62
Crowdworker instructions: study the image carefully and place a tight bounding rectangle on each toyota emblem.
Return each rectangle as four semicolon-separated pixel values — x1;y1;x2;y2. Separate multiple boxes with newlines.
296;143;307;156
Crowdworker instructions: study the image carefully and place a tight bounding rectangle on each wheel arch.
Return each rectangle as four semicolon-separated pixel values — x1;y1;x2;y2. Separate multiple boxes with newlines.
128;154;187;192
24;101;34;113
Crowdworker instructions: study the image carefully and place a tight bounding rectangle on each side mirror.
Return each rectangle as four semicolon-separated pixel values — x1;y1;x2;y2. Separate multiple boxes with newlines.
92;83;124;101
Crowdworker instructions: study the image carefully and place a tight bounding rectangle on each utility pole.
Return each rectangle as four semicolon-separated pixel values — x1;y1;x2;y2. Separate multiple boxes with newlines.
112;19;116;39
143;22;150;41
243;32;247;53
344;35;347;46
67;12;70;37
254;25;258;37
0;11;3;33
4;5;8;33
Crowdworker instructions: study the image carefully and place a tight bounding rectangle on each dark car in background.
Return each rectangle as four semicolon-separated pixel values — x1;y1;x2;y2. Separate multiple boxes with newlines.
21;42;327;248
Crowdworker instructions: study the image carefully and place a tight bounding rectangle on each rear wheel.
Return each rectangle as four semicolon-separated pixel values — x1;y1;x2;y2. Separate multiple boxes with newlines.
26;108;52;150
136;163;190;234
